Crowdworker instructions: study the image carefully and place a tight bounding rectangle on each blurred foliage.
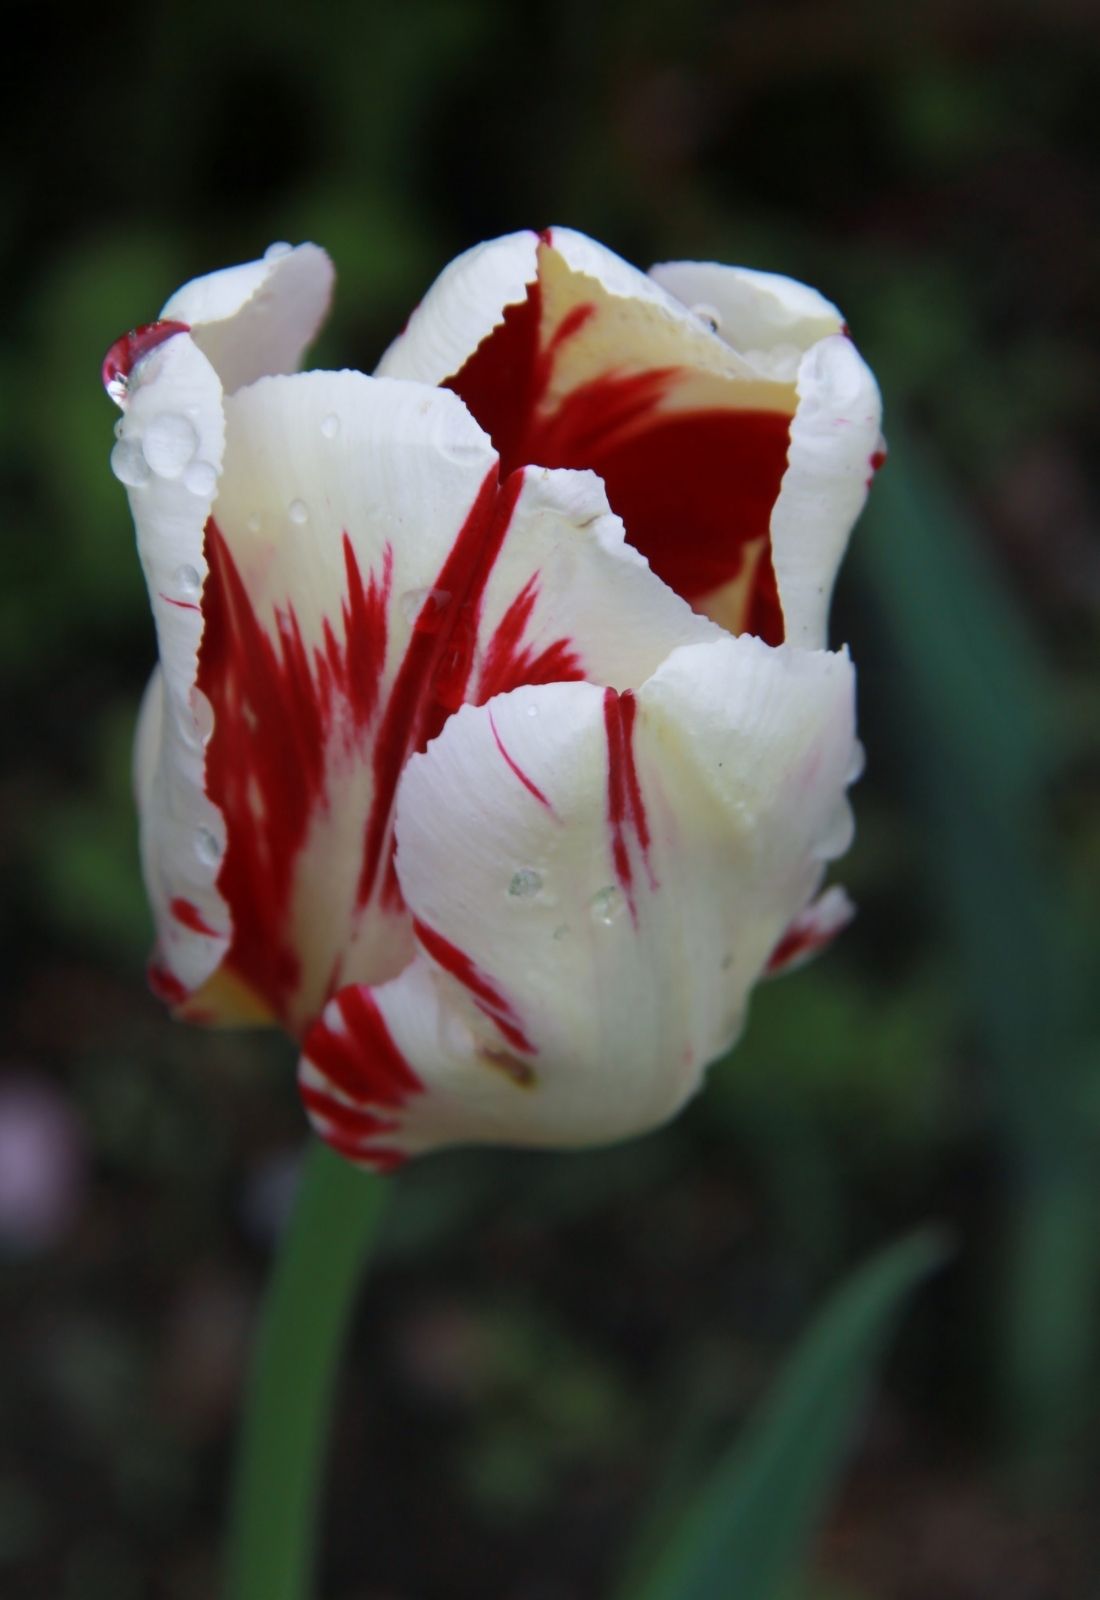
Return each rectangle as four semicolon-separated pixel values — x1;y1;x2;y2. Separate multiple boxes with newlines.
2;0;1100;1596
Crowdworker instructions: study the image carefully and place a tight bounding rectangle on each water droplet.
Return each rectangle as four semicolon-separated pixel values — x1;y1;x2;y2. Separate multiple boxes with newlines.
174;563;201;596
264;241;293;260
509;868;542;899
101;321;189;407
186;692;215;749
590;885;624;926
246;512;262;534
691;302;722;334
288;499;309;526
183;460;217;498
195;827;222;866
109;437;150;488
444;435;492;467
320;413;341;440
143;412;199;478
526;704;539;718
400;587;451;629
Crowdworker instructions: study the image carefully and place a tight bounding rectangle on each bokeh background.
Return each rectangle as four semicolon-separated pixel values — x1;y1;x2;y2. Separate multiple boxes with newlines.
3;0;1099;1595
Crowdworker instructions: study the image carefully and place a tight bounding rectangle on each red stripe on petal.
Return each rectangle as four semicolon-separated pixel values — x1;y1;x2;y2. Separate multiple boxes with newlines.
603;688;654;920
412;918;535;1055
475;575;583;703
147;959;188;1005
299;1083;400;1139
488;708;554;812
101;320;191;404
357;467;525;911
304;985;422;1108
169;897;219;936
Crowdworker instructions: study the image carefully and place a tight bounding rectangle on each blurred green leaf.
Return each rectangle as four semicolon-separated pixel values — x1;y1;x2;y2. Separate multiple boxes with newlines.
857;428;1098;1463
617;1230;946;1600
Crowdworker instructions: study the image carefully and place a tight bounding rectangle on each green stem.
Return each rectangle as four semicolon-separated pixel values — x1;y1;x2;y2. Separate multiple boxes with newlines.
224;1138;387;1600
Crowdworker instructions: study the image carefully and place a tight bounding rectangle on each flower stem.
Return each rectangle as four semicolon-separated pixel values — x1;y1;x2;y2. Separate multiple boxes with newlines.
224;1138;386;1600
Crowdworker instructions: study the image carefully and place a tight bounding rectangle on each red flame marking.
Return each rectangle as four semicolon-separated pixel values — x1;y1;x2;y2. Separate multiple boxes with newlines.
101;320;190;398
603;688;653;921
412;917;535;1055
196;521;390;1025
488;708;554;811
356;467;524;911
475;575;584;703
169;897;219;936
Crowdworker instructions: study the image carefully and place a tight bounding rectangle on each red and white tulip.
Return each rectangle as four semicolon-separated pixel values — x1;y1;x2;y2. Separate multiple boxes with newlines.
105;230;881;1170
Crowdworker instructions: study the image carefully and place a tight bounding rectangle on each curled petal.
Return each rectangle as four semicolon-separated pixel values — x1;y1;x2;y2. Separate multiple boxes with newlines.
300;633;857;1166
767;335;883;649
161;243;334;395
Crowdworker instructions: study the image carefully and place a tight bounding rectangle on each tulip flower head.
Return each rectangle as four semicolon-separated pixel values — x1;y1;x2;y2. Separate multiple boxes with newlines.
105;231;882;1171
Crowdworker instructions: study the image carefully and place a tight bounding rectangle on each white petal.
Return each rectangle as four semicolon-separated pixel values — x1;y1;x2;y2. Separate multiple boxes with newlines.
194;372;716;1032
376;231;539;387
161;243;334;395
648;260;844;381
299;632;857;1166
768;335;884;648
766;883;855;975
115;329;231;998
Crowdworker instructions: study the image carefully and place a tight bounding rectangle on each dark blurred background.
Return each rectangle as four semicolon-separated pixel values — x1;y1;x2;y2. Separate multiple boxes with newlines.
2;1;1099;1595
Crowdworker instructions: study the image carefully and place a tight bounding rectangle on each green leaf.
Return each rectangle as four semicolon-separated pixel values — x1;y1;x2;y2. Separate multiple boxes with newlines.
619;1230;947;1600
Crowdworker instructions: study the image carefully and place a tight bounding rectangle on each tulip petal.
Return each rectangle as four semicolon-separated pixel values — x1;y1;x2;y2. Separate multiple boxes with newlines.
114;330;231;1001
299;633;857;1167
647;261;845;380
161;243;334;395
379;228;803;641
767;335;884;649
183;372;716;1031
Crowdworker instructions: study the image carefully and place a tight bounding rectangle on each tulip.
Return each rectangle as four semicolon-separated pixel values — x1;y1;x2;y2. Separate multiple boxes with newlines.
105;230;881;1171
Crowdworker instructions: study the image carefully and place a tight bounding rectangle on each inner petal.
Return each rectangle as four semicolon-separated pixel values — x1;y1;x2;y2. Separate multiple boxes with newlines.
445;240;793;644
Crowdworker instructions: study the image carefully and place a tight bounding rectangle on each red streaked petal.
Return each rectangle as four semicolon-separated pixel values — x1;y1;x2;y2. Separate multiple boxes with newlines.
766;884;855;975
300;637;858;1166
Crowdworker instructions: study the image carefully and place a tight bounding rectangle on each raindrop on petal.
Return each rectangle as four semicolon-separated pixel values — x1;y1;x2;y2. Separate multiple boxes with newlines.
691;303;722;334
143;413;199;479
110;438;151;488
183;460;217;498
174;564;201;597
320;413;341;440
195;827;223;866
264;241;293;260
590;886;624;927
288;499;309;526
509;868;542;899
